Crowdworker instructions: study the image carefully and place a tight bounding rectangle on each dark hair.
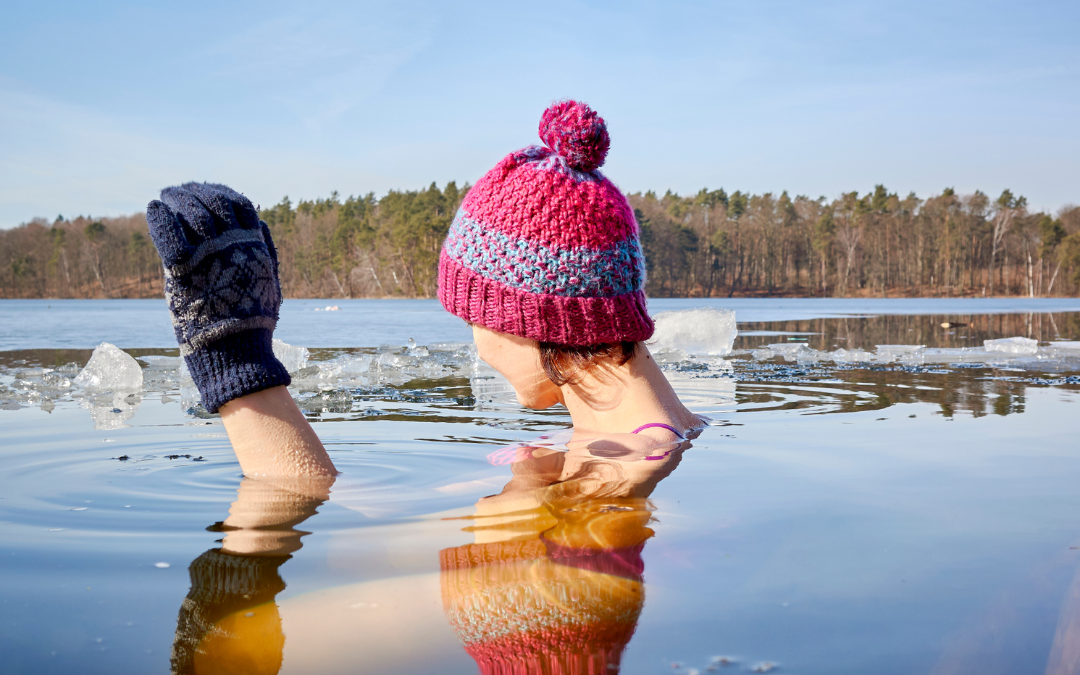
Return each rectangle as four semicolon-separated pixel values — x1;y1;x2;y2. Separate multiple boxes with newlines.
538;341;638;386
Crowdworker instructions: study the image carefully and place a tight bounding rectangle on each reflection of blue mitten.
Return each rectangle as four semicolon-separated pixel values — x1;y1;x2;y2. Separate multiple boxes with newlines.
170;548;289;674
147;182;289;413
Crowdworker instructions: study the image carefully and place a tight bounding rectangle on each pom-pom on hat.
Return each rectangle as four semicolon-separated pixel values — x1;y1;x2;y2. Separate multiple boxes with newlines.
437;100;653;345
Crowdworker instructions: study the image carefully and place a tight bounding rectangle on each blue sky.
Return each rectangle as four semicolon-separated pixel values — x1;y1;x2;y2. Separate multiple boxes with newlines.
1;0;1078;227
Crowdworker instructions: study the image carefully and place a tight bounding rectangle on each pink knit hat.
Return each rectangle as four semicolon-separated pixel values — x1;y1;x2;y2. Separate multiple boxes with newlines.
438;100;653;345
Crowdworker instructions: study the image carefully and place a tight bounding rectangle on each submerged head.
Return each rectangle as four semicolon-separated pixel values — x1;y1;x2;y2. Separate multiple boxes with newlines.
439;100;652;405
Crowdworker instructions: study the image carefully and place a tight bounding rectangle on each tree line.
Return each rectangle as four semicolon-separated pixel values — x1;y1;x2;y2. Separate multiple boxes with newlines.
635;186;1080;298
2;183;1079;299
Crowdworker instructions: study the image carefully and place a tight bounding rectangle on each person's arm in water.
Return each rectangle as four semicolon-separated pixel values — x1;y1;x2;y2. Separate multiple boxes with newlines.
146;182;336;477
219;386;335;477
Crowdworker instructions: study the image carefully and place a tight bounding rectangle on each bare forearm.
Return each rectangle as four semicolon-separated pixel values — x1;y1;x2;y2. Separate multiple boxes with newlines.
219;386;337;478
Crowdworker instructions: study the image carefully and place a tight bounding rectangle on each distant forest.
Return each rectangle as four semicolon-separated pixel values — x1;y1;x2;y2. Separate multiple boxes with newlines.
2;183;1079;299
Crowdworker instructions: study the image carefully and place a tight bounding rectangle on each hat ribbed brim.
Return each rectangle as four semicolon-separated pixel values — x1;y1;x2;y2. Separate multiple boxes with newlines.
438;253;654;345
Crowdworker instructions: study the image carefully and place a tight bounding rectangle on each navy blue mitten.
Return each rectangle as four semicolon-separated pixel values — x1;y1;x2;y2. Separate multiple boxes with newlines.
147;182;289;413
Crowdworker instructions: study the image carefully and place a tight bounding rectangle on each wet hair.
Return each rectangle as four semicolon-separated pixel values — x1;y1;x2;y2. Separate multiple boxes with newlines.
538;341;638;386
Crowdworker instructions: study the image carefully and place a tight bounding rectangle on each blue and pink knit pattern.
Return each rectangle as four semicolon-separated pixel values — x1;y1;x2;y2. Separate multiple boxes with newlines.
442;207;645;298
438;100;654;345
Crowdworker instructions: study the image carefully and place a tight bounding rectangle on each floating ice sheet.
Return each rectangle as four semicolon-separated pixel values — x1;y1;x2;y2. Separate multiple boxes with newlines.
287;342;482;392
984;336;1038;355
831;348;876;364
1048;341;1080;351
765;343;809;358
650;308;738;356
746;336;1080;370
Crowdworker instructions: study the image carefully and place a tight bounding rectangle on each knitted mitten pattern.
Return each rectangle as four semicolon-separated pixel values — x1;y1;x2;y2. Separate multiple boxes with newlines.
170;548;289;675
147;182;290;413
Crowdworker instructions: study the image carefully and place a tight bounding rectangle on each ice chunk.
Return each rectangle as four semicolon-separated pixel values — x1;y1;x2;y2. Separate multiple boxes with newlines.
470;373;518;409
653;347;690;365
137;355;183;367
273;339;310;373
763;343;808;361
180;384;202;413
14;388;42;404
298;389;352;414
649;308;738;356
876;344;924;356
74;343;143;392
984;337;1038;355
136;354;189;394
339;354;373;374
923;347;991;364
468;357;518;410
831;348;875;363
751;342;822;362
279;343;481;394
795;348;827;364
875;344;925;364
304;354;373;387
41;372;71;389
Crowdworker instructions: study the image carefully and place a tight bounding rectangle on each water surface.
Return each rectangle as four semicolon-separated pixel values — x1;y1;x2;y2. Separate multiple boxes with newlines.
2;299;1079;675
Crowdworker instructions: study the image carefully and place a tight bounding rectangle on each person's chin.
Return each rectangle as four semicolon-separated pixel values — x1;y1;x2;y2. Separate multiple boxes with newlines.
516;393;558;410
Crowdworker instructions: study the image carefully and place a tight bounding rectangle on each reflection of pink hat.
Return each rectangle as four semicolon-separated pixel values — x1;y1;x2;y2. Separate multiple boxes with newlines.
440;539;645;675
438;100;653;345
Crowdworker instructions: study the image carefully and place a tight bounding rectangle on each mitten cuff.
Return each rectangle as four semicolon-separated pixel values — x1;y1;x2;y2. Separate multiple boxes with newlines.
184;328;291;413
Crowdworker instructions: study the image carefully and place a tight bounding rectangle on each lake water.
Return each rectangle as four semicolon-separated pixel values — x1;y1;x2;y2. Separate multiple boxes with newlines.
2;298;1080;675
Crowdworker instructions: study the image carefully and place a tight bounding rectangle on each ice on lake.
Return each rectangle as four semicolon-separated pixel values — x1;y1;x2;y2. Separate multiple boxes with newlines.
273;338;311;374
650;308;738;356
5;306;1080;427
74;342;143;392
749;335;1080;370
984;336;1039;355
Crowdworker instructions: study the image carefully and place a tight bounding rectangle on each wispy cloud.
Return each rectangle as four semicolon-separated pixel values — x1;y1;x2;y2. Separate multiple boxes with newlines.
178;4;436;132
0;81;401;226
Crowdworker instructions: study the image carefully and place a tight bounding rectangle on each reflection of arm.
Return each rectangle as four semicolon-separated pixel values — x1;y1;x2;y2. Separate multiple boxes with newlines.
218;475;334;556
170;476;333;675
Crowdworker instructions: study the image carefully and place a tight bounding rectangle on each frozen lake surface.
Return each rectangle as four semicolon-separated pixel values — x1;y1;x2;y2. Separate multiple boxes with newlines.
1;298;1079;675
